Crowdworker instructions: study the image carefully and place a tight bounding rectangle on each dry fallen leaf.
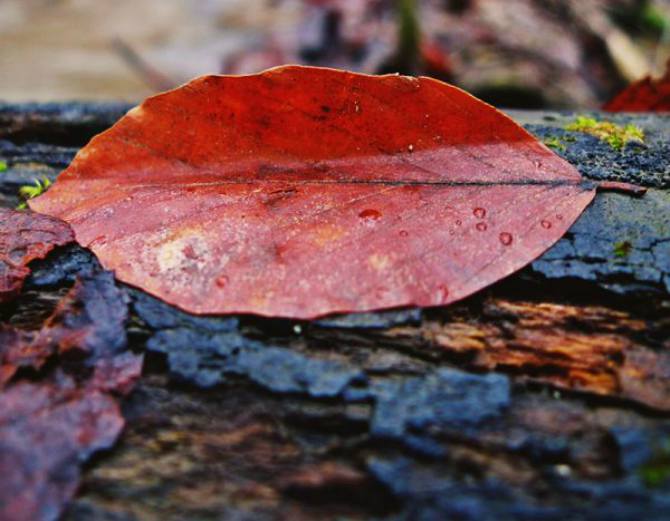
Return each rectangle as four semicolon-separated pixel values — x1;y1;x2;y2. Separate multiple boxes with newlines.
0;269;142;521
0;208;74;304
30;65;595;318
604;59;670;112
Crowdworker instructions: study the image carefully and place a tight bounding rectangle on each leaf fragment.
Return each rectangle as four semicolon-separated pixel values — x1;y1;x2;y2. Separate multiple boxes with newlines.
0;269;142;521
0;208;74;304
604;60;670;112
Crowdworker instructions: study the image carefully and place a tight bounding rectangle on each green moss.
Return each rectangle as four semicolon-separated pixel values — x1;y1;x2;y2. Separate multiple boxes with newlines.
17;176;51;210
640;438;670;488
543;137;567;152
613;240;632;258
0;161;7;172
565;116;644;150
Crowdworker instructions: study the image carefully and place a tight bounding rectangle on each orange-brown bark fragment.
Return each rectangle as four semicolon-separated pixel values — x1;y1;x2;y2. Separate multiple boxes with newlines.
417;299;670;409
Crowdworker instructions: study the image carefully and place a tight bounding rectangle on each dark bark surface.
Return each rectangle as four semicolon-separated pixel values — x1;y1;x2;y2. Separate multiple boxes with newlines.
1;104;669;521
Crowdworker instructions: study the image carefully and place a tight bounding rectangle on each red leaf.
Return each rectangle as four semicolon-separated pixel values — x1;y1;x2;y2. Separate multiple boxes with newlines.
604;59;670;112
30;66;595;318
0;208;74;303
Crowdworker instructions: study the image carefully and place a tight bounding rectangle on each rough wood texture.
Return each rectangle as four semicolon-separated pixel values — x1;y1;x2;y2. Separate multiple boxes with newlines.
1;103;669;521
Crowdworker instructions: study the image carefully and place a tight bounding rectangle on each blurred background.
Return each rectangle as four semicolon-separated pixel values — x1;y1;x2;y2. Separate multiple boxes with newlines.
1;0;669;109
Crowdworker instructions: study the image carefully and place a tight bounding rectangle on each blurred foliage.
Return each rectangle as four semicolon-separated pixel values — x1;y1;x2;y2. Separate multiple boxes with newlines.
609;0;670;36
2;0;670;108
640;438;670;487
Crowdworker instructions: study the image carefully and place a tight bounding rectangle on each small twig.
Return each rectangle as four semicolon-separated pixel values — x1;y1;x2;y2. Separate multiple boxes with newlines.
111;37;176;92
596;180;647;196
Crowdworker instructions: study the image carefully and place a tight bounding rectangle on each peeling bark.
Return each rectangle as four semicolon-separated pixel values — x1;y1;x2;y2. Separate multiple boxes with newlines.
1;104;669;521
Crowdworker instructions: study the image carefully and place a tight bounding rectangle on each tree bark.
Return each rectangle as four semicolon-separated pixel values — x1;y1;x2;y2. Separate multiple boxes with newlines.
1;104;669;521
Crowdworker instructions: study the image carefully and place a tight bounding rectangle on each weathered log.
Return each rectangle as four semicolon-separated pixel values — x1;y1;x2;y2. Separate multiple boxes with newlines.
1;104;669;521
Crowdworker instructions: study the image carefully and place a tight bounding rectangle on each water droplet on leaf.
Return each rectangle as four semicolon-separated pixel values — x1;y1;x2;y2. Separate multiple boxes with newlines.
476;222;487;232
473;207;486;219
359;209;381;221
541;220;552;229
499;232;513;245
